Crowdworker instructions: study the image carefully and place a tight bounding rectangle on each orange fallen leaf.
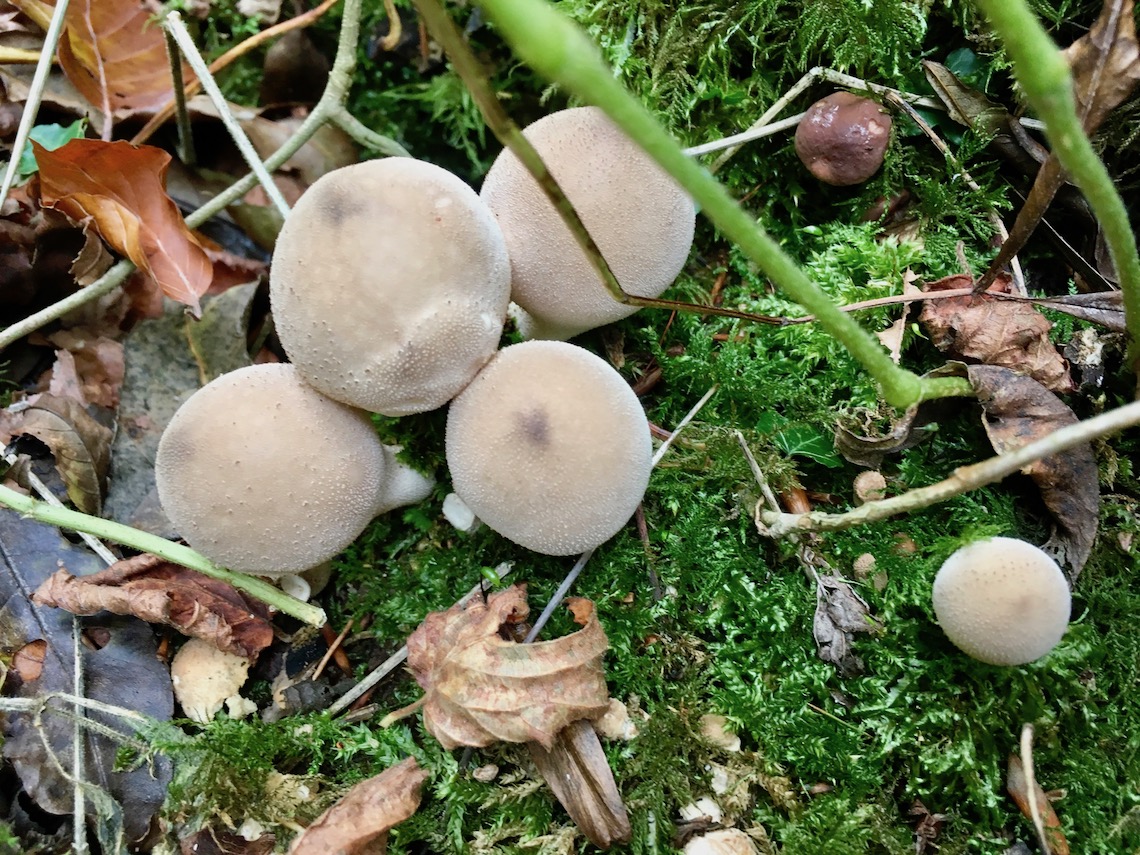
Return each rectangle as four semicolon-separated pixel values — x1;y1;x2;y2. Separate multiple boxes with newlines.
18;0;192;123
32;553;274;659
401;585;610;750
288;757;428;855
35;139;212;315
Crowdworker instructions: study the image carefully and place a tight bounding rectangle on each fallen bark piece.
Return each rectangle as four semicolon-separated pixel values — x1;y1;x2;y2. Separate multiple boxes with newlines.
529;719;631;848
402;584;610;750
288;757;428;855
32;553;274;659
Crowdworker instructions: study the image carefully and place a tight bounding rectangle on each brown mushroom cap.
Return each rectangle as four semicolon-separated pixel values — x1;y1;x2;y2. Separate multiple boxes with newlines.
794;92;892;186
155;363;390;575
932;537;1071;666
270;158;511;416
445;340;652;555
480;106;696;340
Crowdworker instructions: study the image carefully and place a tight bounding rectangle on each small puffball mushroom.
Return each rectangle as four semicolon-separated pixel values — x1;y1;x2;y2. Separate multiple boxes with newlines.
446;340;652;555
683;829;760;855
794;92;892;186
932;537;1071;666
480;106;696;340
155;363;432;575
270;158;511;415
170;638;251;723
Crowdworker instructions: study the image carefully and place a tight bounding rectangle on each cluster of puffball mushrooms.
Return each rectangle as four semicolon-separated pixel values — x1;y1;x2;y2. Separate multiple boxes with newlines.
156;100;1073;674
155;106;688;580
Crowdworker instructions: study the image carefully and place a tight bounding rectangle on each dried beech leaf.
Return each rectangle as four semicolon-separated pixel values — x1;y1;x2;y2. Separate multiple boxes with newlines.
35;139;213;315
405;585;610;750
18;393;111;514
919;274;1073;392
812;572;880;677
49;0;193;120
45;329;125;409
529;719;631;849
968;365;1099;577
874;271;920;364
922;61;1010;135
1010;291;1125;334
32;553;274;659
288;757;428;855
1007;755;1071;855
1062;0;1140;134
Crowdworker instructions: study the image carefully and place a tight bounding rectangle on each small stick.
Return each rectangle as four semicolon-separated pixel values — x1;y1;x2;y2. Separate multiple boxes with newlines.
651;385;718;466
0;0;72;210
523;549;594;643
1020;723;1052;855
162;28;196;167
758;397;1140;537
163;12;291;217
313;619;354;680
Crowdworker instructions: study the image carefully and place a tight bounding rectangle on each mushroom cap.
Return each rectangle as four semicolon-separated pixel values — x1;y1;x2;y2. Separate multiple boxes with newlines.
270;158;511;416
155;363;388;575
932;537;1071;666
445;340;652;555
480;106;696;339
794;92;892;186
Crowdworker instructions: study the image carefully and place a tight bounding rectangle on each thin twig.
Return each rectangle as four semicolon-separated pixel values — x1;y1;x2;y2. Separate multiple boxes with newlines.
523;550;594;643
651;385;718;467
758;397;1140;536
71;620;87;855
163;12;290;217
0;0;72;209
312;619;354;681
162;28;196;167
1020;723;1052;855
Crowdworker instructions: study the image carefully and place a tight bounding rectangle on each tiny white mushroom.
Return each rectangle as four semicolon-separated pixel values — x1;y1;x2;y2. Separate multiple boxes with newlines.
445;340;652;555
270;158;511;415
481;106;696;340
155;364;432;575
932;537;1071;666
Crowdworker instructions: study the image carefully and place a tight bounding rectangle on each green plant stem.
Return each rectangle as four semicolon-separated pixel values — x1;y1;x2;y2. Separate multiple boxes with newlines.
973;0;1140;380
470;0;966;409
0;485;326;626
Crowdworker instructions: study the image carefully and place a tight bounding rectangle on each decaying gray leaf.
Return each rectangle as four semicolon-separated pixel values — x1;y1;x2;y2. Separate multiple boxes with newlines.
812;571;881;677
0;510;173;846
968;366;1100;578
15;394;111;515
1007;291;1125;334
529;719;631;849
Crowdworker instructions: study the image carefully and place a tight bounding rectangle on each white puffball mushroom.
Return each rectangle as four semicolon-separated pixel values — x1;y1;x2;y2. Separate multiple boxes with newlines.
155;364;432;576
683;829;760;855
270;158;511;416
481;106;696;340
446;340;652;555
170;638;252;723
932;537;1071;666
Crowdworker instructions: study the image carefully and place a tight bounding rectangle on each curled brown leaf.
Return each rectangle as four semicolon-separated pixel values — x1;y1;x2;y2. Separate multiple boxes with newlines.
404;585;610;750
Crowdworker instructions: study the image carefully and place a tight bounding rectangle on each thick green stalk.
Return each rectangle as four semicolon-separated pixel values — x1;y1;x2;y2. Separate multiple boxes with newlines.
474;0;973;407
0;484;326;626
974;0;1140;380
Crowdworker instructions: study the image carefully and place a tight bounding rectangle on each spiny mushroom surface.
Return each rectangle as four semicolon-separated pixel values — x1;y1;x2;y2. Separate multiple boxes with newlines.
270;158;511;416
794;92;892;186
932;537;1071;666
480;106;696;340
155;363;429;576
445;340;652;555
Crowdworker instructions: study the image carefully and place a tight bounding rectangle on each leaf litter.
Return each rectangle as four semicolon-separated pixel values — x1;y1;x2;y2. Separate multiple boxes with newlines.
0;510;173;846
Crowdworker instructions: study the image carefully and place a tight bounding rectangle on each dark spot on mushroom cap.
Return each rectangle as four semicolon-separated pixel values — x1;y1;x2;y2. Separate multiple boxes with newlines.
516;408;549;446
319;184;349;226
794;92;893;186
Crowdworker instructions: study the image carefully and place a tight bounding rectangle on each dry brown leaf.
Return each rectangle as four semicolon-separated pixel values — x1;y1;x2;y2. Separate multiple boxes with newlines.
44;329;125;409
1062;0;1140;134
529;719;631;849
812;571;880;677
968;365;1099;578
1007;755;1070;855
404;585;610;750
32;553;274;659
288;757;428;855
46;0;192;122
17;393;110;514
35;139;213;315
919;274;1073;392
